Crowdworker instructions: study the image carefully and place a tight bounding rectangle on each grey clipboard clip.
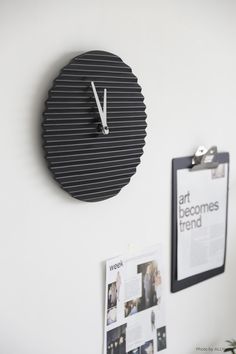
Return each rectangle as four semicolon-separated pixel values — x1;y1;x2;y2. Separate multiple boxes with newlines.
191;146;219;171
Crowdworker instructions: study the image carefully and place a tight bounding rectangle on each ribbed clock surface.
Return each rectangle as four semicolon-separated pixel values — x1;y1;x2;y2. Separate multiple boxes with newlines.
42;50;147;202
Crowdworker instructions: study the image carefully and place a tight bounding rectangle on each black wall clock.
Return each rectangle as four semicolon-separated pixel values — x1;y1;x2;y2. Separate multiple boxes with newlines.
42;50;147;202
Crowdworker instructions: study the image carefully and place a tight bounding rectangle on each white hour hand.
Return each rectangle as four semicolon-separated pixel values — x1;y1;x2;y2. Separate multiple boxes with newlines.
91;81;109;135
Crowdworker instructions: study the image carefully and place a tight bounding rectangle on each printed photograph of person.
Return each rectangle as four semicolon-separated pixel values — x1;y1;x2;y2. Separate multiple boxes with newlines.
137;261;161;312
128;347;141;354
141;340;154;354
108;282;117;309
151;310;156;331
107;282;118;325
124;299;140;317
107;306;117;325
107;324;126;354
157;326;167;352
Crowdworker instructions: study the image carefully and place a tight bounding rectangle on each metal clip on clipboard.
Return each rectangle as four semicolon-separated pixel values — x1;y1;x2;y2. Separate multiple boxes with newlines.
191;146;219;171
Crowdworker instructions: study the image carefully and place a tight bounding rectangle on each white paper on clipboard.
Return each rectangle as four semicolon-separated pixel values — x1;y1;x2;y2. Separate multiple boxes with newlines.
177;163;228;280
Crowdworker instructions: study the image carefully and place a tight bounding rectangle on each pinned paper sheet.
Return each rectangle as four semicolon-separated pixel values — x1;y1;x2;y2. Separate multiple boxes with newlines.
104;245;167;353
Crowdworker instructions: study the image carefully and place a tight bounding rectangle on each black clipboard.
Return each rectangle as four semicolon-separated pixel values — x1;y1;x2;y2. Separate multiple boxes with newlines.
171;149;229;293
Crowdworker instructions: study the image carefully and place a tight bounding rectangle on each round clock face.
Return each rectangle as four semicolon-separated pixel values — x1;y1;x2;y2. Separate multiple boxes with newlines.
42;50;147;202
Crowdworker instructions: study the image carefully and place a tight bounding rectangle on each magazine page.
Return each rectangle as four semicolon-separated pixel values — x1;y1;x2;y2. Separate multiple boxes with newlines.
104;246;167;354
177;163;228;280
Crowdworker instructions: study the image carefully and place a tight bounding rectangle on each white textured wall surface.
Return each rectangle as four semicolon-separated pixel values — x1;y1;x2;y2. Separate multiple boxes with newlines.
1;1;236;353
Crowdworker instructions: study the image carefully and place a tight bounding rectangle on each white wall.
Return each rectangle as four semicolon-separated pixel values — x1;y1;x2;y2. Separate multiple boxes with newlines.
1;1;236;353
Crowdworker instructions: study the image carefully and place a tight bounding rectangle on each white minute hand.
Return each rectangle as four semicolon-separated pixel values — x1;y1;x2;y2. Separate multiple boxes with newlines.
91;81;109;135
